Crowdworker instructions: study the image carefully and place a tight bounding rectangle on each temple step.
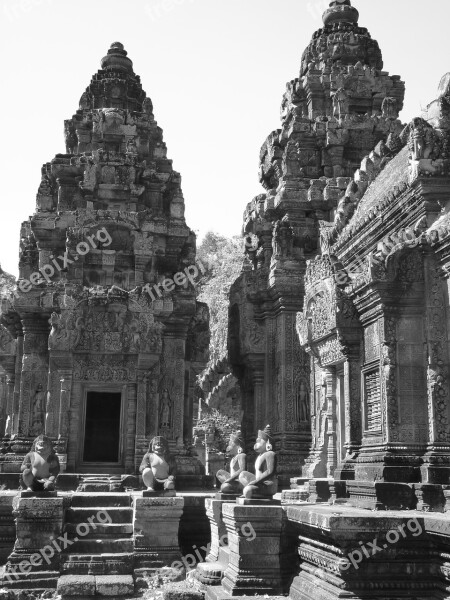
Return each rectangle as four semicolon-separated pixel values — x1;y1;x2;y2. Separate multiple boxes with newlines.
70;492;132;508
67;537;134;554
64;522;133;537
1;571;59;589
58;574;134;597
60;552;134;576
64;506;133;524
61;494;135;580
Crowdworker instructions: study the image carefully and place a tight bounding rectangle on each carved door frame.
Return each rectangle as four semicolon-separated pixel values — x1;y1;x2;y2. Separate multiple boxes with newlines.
336;365;346;463
77;382;128;472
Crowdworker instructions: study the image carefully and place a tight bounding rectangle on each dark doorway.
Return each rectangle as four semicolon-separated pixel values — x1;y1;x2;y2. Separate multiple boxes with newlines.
83;392;122;463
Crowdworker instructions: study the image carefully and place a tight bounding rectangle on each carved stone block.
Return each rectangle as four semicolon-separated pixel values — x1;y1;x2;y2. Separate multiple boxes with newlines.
133;496;184;584
220;504;284;596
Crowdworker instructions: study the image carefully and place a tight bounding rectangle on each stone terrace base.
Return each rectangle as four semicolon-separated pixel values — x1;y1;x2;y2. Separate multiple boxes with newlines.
0;492;213;596
287;503;450;600
58;574;134;599
207;590;286;600
134;496;184;588
204;504;285;598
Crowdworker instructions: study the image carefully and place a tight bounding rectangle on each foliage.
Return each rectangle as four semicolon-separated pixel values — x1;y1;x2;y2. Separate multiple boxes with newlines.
196;232;243;367
195;408;241;453
142;570;201;600
0;264;16;300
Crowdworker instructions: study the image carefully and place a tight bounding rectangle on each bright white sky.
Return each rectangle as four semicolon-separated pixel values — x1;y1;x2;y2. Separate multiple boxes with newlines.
0;0;449;276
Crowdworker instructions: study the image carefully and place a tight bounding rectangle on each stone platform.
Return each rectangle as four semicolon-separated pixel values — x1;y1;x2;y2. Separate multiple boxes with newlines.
286;503;450;600
0;490;214;596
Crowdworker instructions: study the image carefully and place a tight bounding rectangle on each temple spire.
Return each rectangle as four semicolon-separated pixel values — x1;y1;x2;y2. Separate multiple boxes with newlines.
323;0;359;26
101;41;134;74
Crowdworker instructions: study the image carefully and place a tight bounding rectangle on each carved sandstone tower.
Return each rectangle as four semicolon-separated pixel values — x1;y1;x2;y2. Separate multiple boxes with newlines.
228;0;405;485
0;43;209;478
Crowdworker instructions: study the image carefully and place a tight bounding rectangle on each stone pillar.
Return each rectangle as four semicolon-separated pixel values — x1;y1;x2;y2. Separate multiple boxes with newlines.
0;492;16;564
334;357;361;480
58;371;72;440
55;370;72;472
12;334;23;437
221;503;284;596
344;358;362;454
324;367;337;478
125;382;137;473
159;334;186;444
0;372;7;438
381;312;398;445
194;498;230;587
133;496;184;587
205;498;227;563
17;317;50;438
3;495;64;590
66;380;82;471
4;375;15;436
134;372;147;472
422;255;450;483
254;370;264;431
273;312;311;486
135;372;147;439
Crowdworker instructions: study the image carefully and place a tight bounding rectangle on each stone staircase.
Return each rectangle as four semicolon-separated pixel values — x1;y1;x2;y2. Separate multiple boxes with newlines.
58;493;135;598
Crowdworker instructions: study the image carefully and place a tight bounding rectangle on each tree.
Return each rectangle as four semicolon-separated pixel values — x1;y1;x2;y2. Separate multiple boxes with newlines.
196;232;243;367
195;409;241;454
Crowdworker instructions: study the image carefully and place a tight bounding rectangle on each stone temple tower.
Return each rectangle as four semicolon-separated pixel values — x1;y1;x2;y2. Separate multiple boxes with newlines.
228;0;405;485
0;43;209;480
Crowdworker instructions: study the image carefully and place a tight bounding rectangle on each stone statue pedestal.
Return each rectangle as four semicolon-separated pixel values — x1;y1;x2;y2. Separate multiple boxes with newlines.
3;495;64;591
215;493;240;501
205;503;285;597
194;498;231;587
19;491;58;498
346;481;416;511
133;496;184;588
142;490;176;498
205;498;228;563
236;497;281;506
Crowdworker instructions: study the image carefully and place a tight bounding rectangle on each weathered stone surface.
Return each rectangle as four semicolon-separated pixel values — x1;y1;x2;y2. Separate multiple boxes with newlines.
95;575;134;596
133;496;184;582
3;496;64;590
286;504;450;600
162;582;204;600
221;504;285;596
204;498;227;563
57;574;96;596
0;492;18;562
228;0;406;487
0;41;209;482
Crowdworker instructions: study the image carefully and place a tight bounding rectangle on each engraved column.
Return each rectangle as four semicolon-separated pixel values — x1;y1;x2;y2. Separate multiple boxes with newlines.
422;255;450;482
17;316;50;438
344;358;361;454
5;375;15;436
134;372;148;472
324;367;337;478
58;370;72;440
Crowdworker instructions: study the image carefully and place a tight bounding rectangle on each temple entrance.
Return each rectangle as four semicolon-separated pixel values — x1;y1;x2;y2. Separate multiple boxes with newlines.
82;391;122;464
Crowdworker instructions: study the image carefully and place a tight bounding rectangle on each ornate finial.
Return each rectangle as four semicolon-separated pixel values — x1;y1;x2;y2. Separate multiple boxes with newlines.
258;424;272;441
101;41;133;73
323;0;359;26
230;430;244;447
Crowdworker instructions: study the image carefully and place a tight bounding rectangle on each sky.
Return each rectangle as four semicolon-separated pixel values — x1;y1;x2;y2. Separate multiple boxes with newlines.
0;0;449;276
